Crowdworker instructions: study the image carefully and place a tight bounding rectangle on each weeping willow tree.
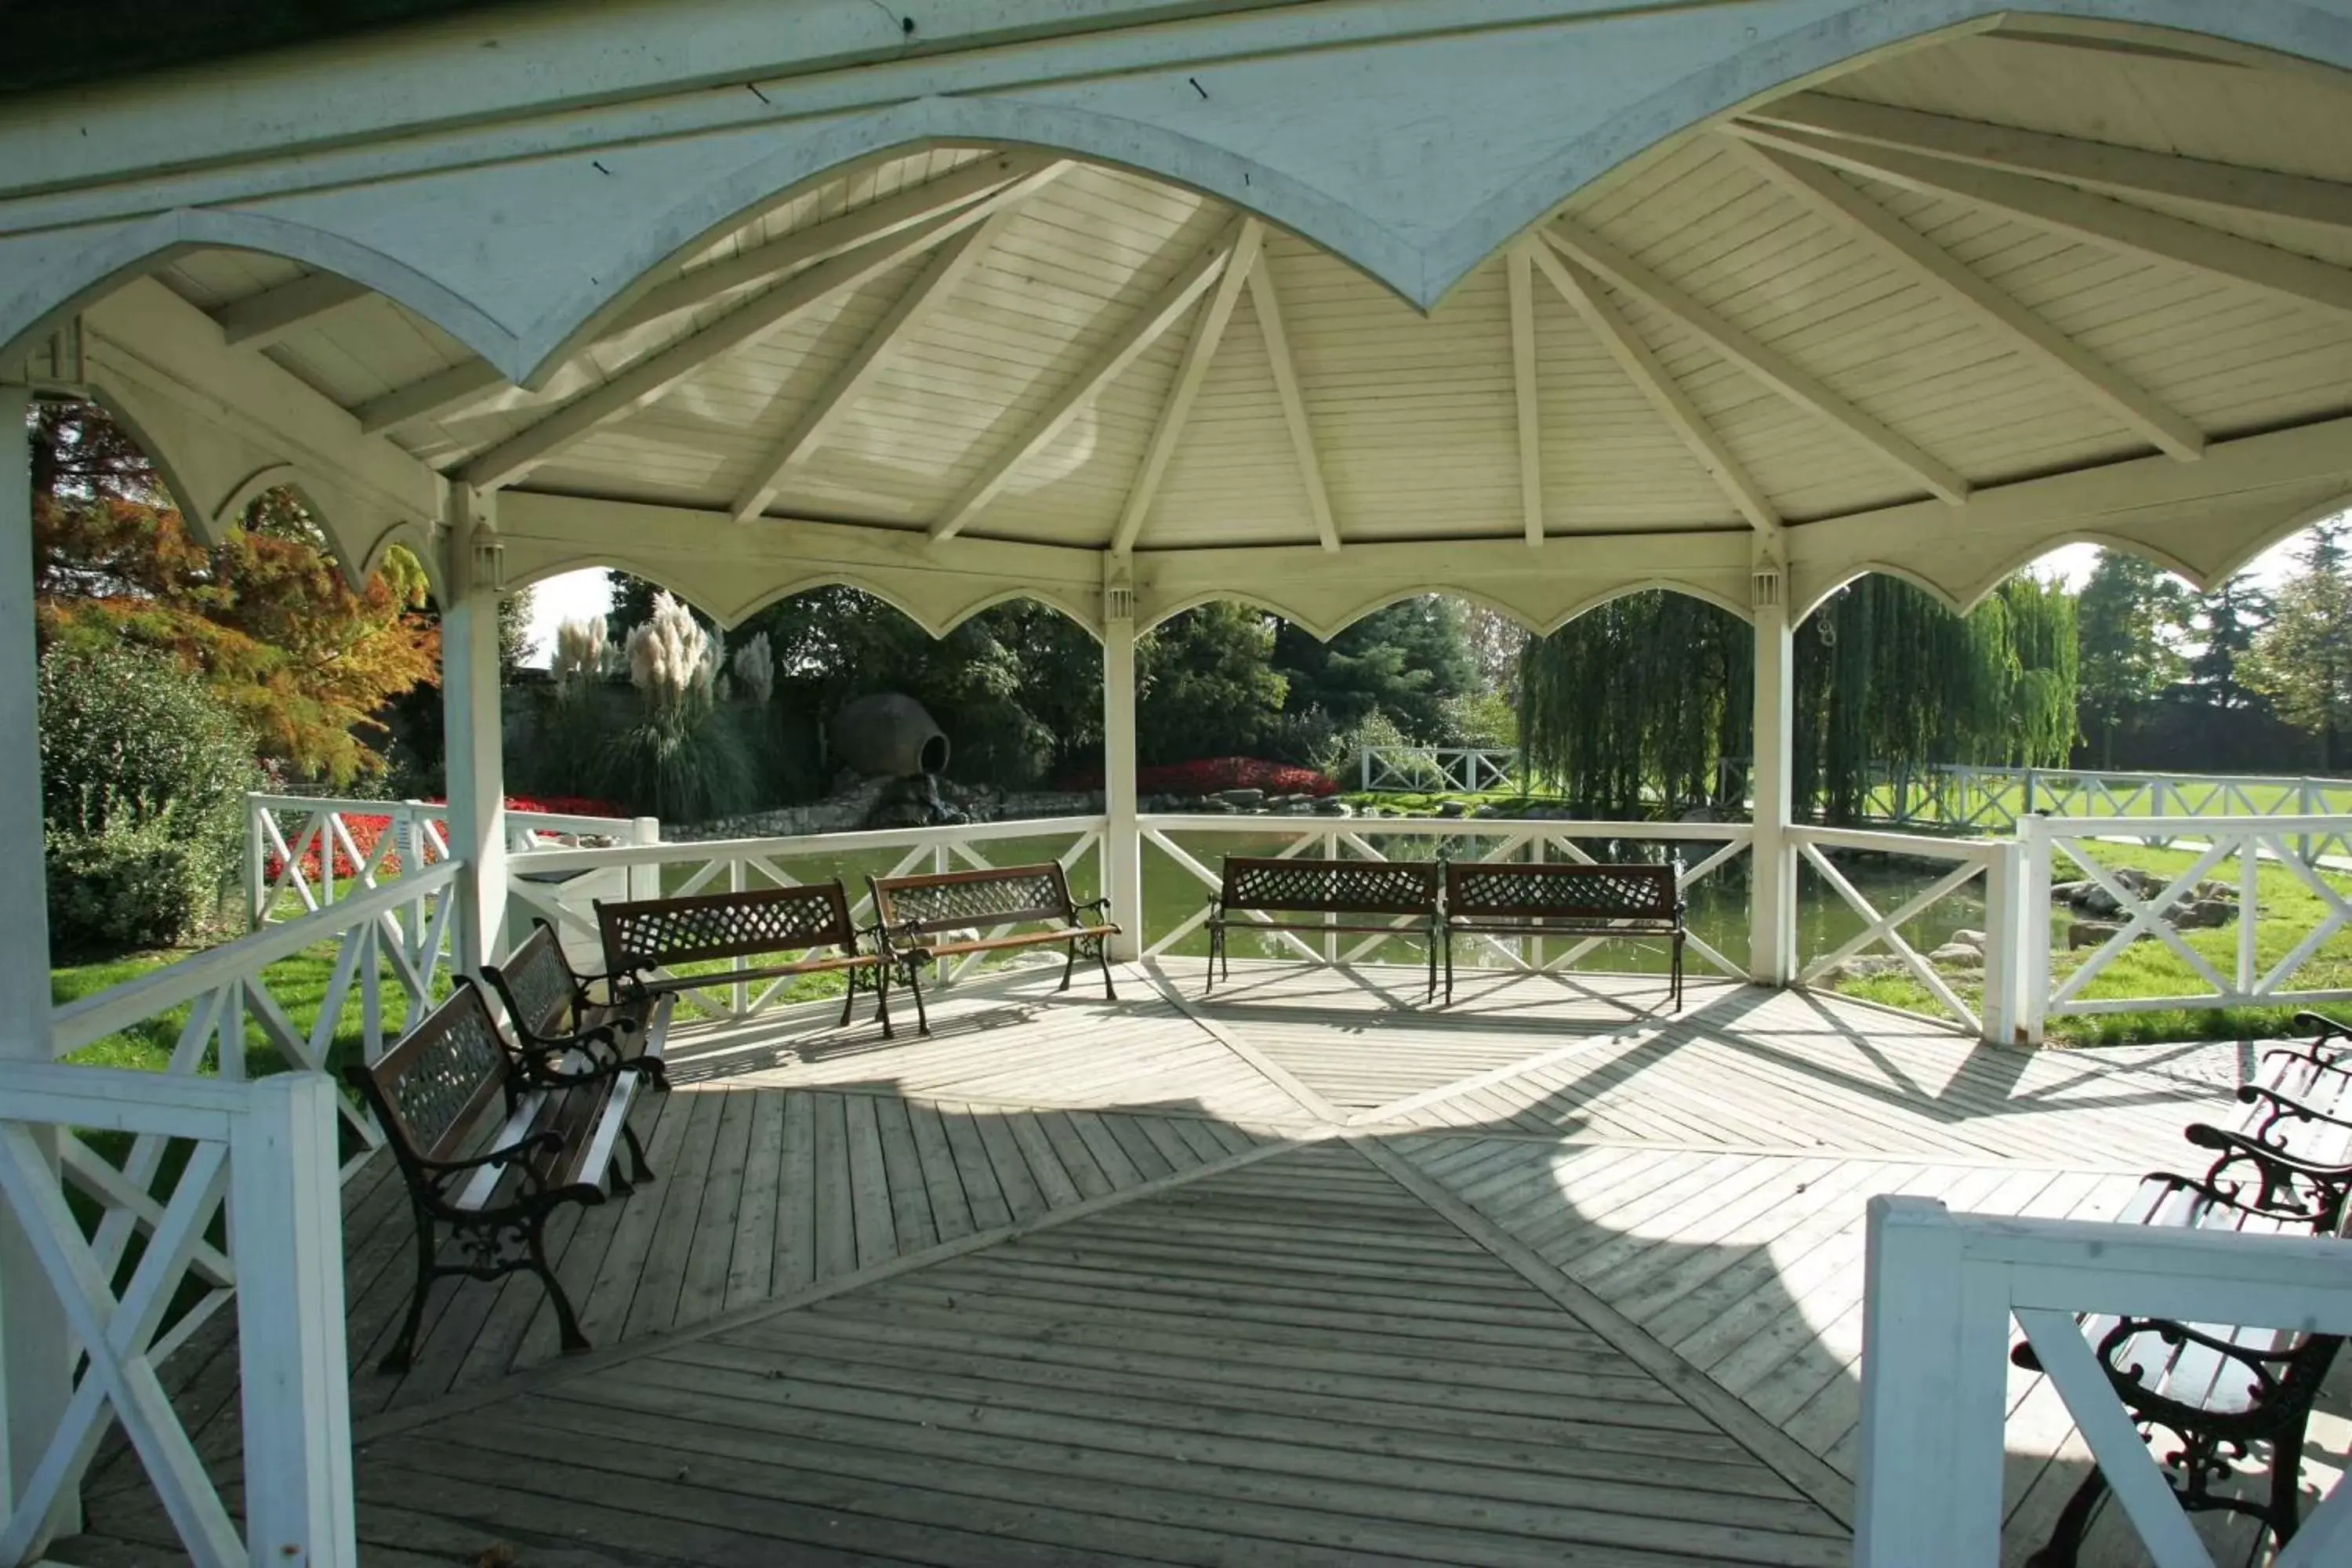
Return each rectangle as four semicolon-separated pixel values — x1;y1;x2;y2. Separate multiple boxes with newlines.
1521;576;2078;823
1517;592;1752;818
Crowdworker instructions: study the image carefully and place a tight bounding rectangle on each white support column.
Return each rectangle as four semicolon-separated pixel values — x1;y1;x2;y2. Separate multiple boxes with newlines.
440;481;508;975
0;381;75;1551
1102;564;1142;962
230;1074;355;1564
1749;556;1796;985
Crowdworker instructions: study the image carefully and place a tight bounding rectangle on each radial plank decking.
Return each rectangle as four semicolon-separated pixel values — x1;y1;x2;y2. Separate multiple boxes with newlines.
73;959;2321;1566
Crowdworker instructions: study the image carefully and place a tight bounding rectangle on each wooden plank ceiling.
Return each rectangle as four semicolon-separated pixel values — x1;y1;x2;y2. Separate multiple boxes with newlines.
150;22;2352;564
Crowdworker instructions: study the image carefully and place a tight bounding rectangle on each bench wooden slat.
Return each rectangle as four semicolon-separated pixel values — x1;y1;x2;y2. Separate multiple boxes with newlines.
594;878;896;1038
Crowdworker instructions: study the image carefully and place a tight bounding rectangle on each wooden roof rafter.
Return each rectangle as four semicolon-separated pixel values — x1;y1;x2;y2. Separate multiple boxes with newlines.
462;161;1069;492
1542;220;1973;505
1111;216;1264;556
1744;92;2352;232
1529;241;1782;536
1730;121;2352;322
730;206;1025;524
1725;135;2205;463
1247;243;1341;554
931;216;1246;543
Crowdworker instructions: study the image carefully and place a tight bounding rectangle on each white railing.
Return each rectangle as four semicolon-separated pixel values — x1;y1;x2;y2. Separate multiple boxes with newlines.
0;1065;354;1567
1851;764;2352;855
1140;814;1752;978
508;817;1106;1018
1358;746;1519;793
245;793;641;926
1789;825;2018;1039
2016;815;2352;1040
1854;1196;2352;1566
60;862;463;1171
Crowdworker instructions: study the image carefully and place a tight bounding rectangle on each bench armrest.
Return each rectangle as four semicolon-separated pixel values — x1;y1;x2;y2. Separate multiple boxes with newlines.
510;1022;652;1088
2235;1082;2352;1138
407;1128;570;1210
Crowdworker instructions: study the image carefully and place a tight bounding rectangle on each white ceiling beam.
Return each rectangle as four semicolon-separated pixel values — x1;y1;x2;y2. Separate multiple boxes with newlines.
350;360;510;435
1529;242;1781;535
605;151;1054;336
1507;241;1544;547
1732;121;2352;323
1110;217;1264;556
931;224;1240;543
212;272;372;348
1247;245;1341;553
1730;136;2205;463
1544;219;1970;504
464;172;1062;492
731;209;1018;523
1746;92;2352;233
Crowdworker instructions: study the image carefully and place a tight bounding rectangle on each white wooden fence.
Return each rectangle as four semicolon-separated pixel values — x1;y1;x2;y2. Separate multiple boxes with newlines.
0;1067;355;1568
1854;1196;2352;1566
1357;746;1519;793
506;817;1106;1019
1852;764;2352;855
2013;814;2352;1042
245;793;641;926
0;865;461;1564
1790;825;2018;1039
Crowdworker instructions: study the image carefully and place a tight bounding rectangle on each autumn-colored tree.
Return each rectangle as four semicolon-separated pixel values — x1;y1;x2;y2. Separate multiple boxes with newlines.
31;399;440;786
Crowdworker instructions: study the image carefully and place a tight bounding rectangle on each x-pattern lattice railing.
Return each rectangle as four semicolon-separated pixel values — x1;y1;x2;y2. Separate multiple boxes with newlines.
1356;746;1520;793
2028;815;2352;1021
248;793;637;927
0;1066;353;1567
1855;1197;2352;1567
508;818;1106;1018
1846;766;2352;860
56;862;461;1176
1791;825;2004;1035
1141;814;1750;977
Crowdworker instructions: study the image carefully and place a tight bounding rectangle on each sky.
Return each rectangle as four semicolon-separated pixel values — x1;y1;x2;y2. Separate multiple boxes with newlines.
516;528;2331;665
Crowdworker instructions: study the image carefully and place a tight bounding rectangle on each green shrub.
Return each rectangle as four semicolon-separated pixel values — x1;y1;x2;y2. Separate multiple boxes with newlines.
46;819;226;952
39;641;258;954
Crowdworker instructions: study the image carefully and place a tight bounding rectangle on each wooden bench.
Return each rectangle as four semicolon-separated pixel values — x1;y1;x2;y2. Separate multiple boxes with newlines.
482;917;666;1090
867;862;1117;1034
594;878;899;1036
2009;1012;2352;1563
1441;859;1686;1009
343;976;667;1372
1204;856;1441;999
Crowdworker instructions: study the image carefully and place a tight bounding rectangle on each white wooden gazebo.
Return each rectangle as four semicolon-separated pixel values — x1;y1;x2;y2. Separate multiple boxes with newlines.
13;2;2352;1563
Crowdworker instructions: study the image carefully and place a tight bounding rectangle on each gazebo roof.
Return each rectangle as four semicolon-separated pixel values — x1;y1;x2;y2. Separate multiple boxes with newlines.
10;3;2352;633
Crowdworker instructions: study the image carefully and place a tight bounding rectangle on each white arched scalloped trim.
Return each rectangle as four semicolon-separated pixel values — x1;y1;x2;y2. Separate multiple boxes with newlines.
502;557;1098;641
1136;576;1751;638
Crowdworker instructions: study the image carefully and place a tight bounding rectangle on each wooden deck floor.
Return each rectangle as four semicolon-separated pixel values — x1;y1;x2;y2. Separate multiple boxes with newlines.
67;959;2335;1566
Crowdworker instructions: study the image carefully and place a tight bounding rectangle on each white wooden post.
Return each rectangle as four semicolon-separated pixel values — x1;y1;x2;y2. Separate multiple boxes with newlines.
440;481;508;975
1852;1196;2013;1566
1102;572;1142;961
1980;837;2024;1046
244;797;268;929
230;1074;355;1566
628;816;662;901
1748;567;1795;985
2018;813;2053;1045
0;379;76;1552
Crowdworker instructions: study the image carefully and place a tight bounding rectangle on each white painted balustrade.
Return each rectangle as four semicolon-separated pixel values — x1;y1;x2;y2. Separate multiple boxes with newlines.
1789;824;2020;1040
0;1066;355;1568
245;793;641;926
1854;1197;2352;1567
1356;746;1521;793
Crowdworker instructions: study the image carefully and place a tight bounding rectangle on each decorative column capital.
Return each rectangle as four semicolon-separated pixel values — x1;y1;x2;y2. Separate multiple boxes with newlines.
1102;555;1135;626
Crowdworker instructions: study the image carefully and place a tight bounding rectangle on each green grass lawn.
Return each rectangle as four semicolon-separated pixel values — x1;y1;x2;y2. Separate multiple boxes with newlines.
53;938;448;1076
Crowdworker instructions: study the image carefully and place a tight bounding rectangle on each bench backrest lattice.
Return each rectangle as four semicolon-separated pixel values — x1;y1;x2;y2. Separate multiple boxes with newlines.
490;921;580;1038
1446;861;1679;923
598;881;858;976
1218;857;1440;916
873;863;1073;935
368;982;514;1165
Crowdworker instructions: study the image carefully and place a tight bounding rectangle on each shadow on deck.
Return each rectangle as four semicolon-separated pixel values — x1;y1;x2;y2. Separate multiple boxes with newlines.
67;960;2336;1566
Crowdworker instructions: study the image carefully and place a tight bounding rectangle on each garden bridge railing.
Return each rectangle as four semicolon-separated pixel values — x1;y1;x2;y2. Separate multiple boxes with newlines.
1357;746;1519;793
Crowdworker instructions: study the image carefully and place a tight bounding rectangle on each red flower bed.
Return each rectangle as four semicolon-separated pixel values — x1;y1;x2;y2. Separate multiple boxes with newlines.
264;794;626;882
1061;757;1337;797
